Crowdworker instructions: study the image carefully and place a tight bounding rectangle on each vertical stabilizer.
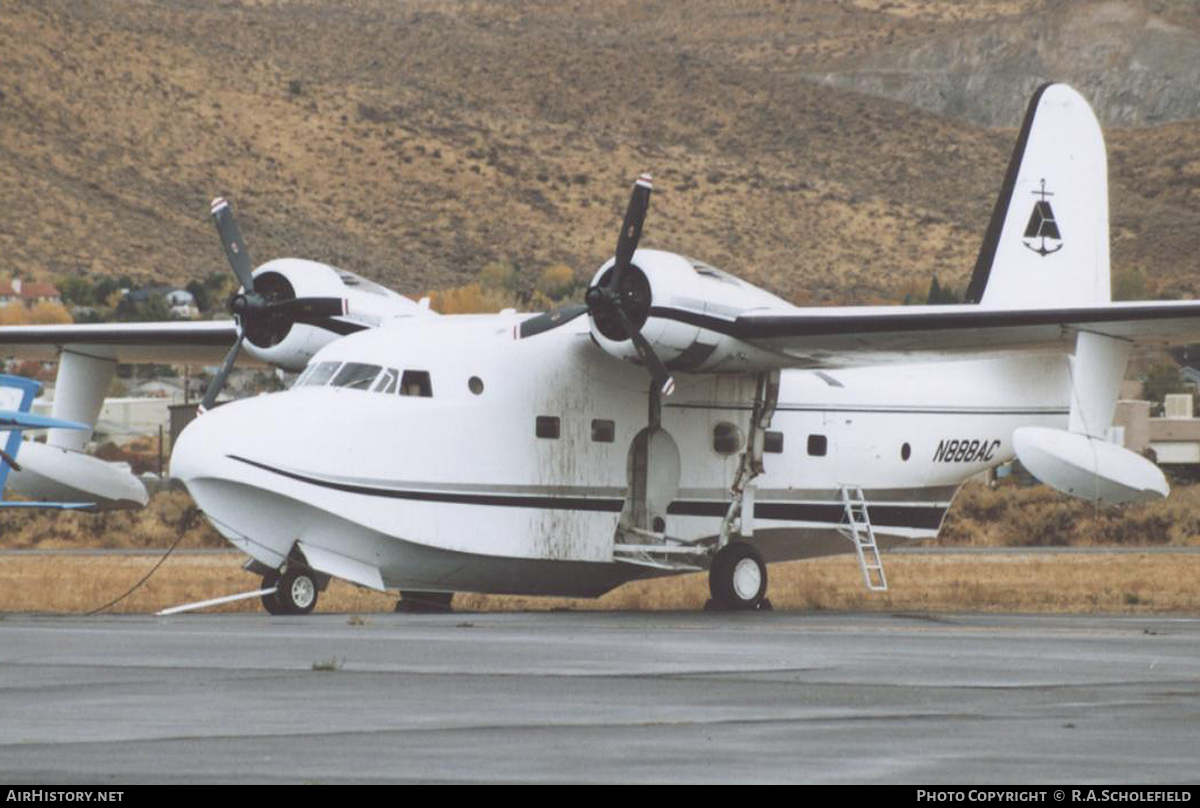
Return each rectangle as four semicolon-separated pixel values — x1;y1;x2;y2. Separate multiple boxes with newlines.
965;83;1110;308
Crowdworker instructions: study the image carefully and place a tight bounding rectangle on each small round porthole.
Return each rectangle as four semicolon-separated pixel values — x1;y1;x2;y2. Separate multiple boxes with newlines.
901;442;911;461
468;376;484;395
713;422;743;456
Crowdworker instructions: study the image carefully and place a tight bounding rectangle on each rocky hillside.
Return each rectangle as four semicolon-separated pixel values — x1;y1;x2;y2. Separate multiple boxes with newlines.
813;0;1200;126
1;0;1198;307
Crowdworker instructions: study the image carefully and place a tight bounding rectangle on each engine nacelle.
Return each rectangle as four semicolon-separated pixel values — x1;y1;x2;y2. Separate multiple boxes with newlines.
241;258;426;371
587;249;791;374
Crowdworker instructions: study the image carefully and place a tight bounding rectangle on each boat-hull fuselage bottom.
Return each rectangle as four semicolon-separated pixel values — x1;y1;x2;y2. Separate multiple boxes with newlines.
184;474;942;599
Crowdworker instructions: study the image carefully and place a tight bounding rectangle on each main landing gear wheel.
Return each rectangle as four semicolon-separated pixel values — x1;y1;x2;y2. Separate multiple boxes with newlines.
264;568;319;615
707;542;771;611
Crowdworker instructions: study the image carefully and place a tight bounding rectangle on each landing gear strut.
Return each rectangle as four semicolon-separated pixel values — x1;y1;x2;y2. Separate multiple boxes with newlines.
706;542;771;611
706;372;778;612
260;573;285;615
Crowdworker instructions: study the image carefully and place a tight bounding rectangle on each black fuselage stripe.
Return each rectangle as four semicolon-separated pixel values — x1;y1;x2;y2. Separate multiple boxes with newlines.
668;403;1067;416
310;317;369;336
227;455;947;529
230;455;622;511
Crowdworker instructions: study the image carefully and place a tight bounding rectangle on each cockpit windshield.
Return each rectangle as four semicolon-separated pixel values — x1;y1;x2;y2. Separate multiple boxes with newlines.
330;362;383;390
296;361;341;387
293;360;434;398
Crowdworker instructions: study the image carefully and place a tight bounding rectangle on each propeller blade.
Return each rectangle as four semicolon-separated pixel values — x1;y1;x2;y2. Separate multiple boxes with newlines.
198;331;245;414
210;197;256;294
610;303;675;397
517;303;590;339
610;173;652;287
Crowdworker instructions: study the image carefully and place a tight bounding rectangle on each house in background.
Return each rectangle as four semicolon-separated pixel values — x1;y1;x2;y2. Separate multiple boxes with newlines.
1115;393;1200;468
0;278;62;307
122;286;199;319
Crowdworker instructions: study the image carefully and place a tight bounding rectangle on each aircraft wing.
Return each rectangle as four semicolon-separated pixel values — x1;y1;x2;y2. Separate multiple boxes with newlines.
0;321;243;364
668;300;1200;368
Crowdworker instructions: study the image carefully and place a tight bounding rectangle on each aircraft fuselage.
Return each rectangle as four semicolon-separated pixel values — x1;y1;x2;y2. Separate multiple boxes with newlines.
171;314;1071;598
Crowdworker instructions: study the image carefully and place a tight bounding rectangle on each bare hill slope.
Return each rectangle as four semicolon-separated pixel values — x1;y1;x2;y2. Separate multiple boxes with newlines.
1;0;1198;305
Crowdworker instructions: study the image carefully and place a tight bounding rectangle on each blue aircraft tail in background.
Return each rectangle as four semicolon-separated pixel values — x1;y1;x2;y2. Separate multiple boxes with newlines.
0;373;95;511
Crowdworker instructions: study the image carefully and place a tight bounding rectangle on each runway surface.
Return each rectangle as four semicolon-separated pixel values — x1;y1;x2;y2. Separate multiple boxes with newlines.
1;611;1198;783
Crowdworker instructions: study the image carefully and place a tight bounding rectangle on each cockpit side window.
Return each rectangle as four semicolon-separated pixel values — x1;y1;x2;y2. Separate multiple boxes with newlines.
399;370;432;397
331;362;383;390
299;361;342;387
374;368;399;394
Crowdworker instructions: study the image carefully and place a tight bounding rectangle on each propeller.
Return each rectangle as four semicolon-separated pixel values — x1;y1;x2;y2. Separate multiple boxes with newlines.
585;174;675;397
517;174;674;396
198;198;348;412
198;325;244;414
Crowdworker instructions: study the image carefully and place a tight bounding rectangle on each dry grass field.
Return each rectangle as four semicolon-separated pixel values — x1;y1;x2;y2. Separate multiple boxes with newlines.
1;549;1196;615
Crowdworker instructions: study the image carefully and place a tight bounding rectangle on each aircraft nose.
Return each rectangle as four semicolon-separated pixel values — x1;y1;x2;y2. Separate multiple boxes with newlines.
170;400;248;484
168;394;301;569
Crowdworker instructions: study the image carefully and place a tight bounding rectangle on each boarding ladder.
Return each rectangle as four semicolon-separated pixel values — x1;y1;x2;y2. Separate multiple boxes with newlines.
838;487;888;592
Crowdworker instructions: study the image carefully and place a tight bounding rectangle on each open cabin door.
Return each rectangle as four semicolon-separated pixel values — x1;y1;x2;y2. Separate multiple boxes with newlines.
621;426;680;536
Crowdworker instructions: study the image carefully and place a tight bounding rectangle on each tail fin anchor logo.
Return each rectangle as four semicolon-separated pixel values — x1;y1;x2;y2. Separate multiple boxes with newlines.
1023;179;1063;257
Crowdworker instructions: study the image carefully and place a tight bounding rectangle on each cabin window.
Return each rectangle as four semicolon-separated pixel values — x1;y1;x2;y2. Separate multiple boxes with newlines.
536;416;560;439
713;422;743;456
468;376;484;395
331;363;383;390
300;361;341;387
373;368;399;394
807;434;827;457
901;442;911;461
764;431;784;454
400;370;433;397
591;419;615;443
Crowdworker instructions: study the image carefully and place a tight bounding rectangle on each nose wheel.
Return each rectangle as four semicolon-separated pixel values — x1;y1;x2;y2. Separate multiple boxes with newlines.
261;567;320;615
707;542;771;611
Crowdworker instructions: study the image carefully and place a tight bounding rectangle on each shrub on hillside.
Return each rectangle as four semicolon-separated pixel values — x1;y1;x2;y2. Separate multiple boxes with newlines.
939;482;1200;547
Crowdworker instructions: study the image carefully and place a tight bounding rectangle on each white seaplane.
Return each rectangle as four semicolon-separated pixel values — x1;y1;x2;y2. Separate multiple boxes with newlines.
2;83;1197;614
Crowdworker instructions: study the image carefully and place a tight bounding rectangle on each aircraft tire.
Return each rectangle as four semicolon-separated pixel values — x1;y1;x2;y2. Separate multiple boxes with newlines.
276;568;319;615
708;542;768;610
260;574;287;615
